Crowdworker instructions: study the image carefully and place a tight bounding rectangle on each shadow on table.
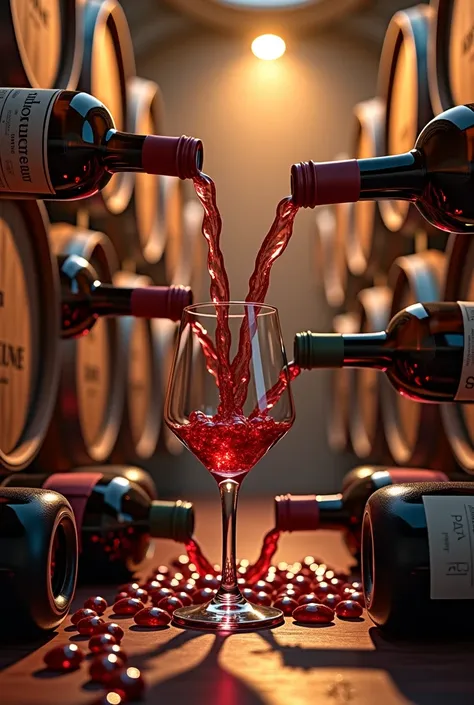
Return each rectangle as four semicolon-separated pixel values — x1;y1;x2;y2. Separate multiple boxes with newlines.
129;632;266;705
254;627;474;705
0;631;57;671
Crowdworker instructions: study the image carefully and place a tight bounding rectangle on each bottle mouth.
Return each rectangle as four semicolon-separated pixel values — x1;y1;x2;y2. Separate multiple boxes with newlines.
177;136;204;179
49;514;78;611
361;509;374;609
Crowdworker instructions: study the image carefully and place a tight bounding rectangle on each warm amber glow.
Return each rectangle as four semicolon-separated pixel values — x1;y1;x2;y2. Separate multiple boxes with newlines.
251;34;286;61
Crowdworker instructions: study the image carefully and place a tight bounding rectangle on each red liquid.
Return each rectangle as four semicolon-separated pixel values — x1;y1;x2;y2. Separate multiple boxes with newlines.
245;529;281;583
185;537;216;576
174;411;291;479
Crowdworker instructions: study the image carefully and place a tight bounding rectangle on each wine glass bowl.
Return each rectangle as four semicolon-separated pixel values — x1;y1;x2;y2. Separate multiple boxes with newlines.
165;302;295;630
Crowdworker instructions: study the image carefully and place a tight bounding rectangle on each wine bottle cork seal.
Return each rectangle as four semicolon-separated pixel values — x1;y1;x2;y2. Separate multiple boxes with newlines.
291;159;360;208
0;200;60;472
382;250;450;469
78;0;136;217
111;272;163;463
117;77;167;266
349;286;393;463
274;494;320;533
0;0;82;90
293;331;344;369
328;313;359;454
0;487;78;633
377;5;434;235
149;499;195;543
429;0;474;115
441;235;474;472
37;224;126;471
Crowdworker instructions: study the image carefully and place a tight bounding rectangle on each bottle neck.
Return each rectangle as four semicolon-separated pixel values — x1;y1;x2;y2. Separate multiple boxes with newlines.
316;494;350;531
358;150;425;202
294;331;391;370
89;283;135;316
102;131;145;173
341;332;390;369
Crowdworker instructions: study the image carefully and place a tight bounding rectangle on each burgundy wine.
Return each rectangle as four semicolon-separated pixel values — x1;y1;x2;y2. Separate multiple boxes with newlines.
294;302;474;403
170;174;298;479
291;104;474;234
0;88;202;200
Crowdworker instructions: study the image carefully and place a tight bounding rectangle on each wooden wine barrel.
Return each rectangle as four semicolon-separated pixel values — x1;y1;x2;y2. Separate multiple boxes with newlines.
381;250;451;468
314;201;369;311
142;176;186;287
109;77;167;265
346;98;408;278
174;199;206;301
36;224;126;470
429;0;474;115
79;0;136;219
0;0;82;89
111;271;163;464
328;312;359;454
349;286;393;462
0;200;60;472
441;235;474;472
377;5;434;236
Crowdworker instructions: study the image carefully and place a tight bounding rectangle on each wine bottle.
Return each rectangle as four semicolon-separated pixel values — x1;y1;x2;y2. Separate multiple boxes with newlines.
294;301;474;403
0;88;203;200
60;254;192;338
1;472;194;582
275;468;447;558
291;104;474;234
362;482;474;635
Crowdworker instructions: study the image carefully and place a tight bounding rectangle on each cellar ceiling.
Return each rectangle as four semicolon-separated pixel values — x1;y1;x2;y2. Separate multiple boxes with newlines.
121;0;423;59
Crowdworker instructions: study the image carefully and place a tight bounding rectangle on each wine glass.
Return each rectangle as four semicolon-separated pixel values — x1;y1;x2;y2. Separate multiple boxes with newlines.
165;302;295;630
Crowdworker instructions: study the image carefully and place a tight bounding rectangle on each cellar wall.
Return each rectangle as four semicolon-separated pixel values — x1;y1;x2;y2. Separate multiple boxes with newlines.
139;27;379;495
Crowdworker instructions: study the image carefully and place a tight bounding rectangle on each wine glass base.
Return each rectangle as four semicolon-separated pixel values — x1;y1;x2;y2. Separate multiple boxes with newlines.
172;596;284;632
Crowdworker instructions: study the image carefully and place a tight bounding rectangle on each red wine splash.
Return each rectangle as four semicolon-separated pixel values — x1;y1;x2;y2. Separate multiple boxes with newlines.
245;529;281;583
185;538;216;576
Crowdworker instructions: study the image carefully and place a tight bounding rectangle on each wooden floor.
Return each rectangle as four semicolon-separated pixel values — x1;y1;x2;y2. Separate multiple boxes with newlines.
1;497;474;705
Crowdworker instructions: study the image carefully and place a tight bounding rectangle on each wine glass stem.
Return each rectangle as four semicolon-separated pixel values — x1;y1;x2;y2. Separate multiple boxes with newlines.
217;479;241;601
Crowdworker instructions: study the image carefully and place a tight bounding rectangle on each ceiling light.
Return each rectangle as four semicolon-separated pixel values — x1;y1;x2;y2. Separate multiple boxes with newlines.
251;34;286;60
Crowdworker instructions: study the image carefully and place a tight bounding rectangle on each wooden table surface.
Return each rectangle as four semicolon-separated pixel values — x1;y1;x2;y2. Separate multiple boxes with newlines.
2;497;474;705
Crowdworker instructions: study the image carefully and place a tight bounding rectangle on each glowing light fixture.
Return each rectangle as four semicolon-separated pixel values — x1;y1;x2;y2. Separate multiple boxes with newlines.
251;34;286;61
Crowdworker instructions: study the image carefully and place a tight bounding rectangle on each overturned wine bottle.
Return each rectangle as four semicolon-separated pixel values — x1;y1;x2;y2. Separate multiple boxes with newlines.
291;104;474;234
1;471;194;582
294;301;474;403
362;482;474;635
0;88;203;200
59;253;192;338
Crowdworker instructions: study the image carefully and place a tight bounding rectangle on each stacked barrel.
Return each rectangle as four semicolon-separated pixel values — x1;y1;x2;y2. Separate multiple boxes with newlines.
0;0;205;476
322;0;471;474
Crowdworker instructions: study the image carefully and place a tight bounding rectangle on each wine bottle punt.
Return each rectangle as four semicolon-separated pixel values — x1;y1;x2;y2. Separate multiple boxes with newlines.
0;88;203;200
294;301;474;404
291;104;474;234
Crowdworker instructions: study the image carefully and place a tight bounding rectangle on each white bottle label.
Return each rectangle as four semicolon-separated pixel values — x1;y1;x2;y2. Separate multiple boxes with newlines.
423;495;474;599
455;301;474;401
0;88;60;194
